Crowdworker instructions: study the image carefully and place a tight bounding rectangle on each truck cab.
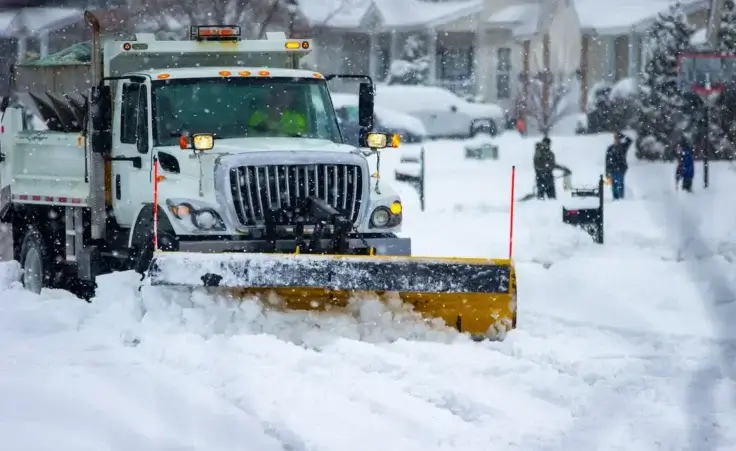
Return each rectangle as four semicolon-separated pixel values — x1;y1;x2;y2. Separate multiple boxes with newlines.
0;21;409;298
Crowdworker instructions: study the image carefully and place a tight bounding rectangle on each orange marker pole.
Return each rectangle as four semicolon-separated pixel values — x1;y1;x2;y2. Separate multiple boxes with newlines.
508;165;516;259
153;157;159;251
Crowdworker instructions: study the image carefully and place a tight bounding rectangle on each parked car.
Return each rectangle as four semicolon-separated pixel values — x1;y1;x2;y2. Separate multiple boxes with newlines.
374;84;505;139
331;93;428;146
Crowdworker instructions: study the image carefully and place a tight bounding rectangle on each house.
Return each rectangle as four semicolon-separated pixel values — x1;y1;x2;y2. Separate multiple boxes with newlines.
298;0;484;94
478;0;581;118
299;0;715;116
575;0;710;101
478;0;712;114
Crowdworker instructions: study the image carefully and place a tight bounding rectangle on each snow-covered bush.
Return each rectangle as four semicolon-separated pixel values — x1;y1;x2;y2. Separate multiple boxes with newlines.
386;34;429;85
608;78;639;131
635;1;694;161
584;82;612;133
583;79;637;134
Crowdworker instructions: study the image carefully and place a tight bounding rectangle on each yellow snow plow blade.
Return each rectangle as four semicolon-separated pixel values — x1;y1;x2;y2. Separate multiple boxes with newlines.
147;252;517;340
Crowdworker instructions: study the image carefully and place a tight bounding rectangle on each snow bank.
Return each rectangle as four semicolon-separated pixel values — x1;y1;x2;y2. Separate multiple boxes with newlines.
3;132;736;449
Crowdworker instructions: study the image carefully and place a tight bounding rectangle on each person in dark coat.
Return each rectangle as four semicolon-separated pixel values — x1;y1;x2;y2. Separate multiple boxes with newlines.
605;132;632;200
534;137;557;199
675;137;695;192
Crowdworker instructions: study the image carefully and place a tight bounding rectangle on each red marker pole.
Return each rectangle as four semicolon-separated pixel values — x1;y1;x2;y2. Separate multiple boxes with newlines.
153;158;159;251
508;165;516;259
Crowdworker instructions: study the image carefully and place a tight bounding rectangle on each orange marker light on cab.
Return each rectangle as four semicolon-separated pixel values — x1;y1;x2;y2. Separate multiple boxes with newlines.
179;135;188;149
391;133;401;148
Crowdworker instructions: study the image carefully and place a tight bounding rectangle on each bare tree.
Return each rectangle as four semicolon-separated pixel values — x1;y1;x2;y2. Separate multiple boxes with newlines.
522;46;578;135
126;0;353;40
126;0;302;39
525;72;578;135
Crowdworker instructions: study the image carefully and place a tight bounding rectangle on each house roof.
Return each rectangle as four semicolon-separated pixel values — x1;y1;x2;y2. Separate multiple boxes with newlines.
0;7;81;37
485;0;709;37
486;4;541;37
575;0;708;35
298;0;481;31
485;0;574;39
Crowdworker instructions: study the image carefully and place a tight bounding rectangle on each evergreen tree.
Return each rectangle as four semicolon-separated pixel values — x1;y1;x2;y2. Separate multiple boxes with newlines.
718;0;736;54
386;34;430;85
711;1;736;157
636;2;694;160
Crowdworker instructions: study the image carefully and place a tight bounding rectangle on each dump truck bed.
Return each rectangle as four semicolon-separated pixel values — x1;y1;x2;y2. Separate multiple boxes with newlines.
11;63;92;133
13;63;93;96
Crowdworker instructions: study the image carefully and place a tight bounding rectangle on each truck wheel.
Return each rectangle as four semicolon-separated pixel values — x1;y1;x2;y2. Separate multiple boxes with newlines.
19;228;53;294
133;241;154;276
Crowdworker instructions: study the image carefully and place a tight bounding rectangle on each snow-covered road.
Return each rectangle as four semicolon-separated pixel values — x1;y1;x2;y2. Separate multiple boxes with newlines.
1;133;735;450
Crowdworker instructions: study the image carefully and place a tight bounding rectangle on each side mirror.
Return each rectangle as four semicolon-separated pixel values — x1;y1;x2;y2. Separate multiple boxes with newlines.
89;85;112;154
358;82;374;128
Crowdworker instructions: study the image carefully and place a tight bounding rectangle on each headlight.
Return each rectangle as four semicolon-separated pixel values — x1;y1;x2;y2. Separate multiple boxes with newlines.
166;199;225;231
191;209;219;230
370;207;390;227
369;204;402;229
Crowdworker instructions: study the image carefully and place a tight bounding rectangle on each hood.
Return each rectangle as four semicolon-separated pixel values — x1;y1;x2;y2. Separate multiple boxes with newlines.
155;137;363;182
181;137;358;154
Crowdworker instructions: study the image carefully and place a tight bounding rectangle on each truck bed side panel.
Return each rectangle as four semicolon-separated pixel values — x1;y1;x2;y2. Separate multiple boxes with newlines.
11;132;89;204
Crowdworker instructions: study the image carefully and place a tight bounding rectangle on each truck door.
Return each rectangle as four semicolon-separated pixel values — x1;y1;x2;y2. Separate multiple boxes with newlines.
111;82;152;228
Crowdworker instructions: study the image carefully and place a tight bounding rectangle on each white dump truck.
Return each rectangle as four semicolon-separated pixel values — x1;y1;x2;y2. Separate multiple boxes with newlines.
0;12;517;340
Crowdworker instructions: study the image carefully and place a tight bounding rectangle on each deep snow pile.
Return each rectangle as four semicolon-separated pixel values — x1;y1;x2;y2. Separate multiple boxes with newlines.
2;133;736;450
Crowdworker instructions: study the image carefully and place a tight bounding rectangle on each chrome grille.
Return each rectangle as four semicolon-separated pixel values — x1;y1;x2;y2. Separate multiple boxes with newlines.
229;164;364;226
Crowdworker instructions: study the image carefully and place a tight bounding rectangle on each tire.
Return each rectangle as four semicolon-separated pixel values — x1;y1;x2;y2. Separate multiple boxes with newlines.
19;228;54;294
133;241;154;276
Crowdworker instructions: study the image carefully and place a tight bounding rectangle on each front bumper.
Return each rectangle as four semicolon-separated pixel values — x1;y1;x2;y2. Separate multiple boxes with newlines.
176;236;411;256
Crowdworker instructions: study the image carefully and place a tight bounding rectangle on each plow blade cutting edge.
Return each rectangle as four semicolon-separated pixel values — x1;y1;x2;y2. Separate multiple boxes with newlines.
147;252;517;340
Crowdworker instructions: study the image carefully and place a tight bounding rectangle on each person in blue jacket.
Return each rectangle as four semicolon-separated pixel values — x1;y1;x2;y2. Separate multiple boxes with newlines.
675;137;695;192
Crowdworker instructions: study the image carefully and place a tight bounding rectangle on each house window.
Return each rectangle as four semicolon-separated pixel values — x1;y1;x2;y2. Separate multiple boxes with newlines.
496;47;512;100
438;46;473;81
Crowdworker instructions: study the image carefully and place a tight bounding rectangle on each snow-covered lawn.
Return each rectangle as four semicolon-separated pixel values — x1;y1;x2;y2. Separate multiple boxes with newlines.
2;132;736;450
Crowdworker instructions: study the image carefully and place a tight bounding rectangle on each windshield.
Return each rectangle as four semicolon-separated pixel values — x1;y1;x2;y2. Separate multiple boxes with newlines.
151;77;343;146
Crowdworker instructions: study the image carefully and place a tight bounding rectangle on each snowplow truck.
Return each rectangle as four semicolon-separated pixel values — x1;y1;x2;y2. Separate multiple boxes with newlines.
0;12;517;340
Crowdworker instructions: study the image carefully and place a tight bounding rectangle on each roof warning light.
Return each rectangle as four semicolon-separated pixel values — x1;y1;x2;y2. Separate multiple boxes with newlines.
190;25;241;41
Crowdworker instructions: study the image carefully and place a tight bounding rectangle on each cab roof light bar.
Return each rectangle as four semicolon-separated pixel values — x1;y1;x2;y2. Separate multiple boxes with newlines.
190;25;241;41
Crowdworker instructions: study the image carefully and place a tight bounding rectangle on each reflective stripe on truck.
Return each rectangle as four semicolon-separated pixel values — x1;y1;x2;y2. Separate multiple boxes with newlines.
12;194;87;205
